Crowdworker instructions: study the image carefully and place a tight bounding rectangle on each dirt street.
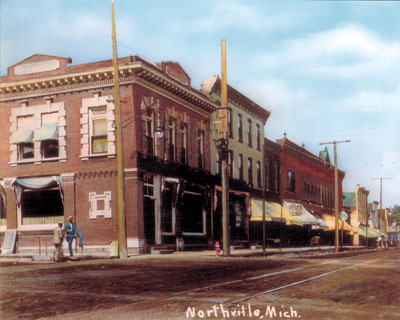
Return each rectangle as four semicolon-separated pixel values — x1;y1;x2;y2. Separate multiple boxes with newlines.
0;249;399;320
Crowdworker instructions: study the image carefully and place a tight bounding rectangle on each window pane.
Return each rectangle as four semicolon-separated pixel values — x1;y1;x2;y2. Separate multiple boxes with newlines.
92;136;108;153
93;118;107;136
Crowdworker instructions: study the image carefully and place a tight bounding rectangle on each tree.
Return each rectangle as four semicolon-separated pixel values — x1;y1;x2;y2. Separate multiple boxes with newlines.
389;205;400;225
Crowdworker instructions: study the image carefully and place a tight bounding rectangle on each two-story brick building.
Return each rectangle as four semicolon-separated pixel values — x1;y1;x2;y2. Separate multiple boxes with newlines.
0;54;218;254
276;135;350;246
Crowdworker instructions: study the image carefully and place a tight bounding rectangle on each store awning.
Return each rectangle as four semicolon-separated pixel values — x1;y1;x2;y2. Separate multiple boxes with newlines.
12;128;34;144
35;123;59;141
13;176;64;205
251;200;303;226
323;214;355;233
283;201;325;227
359;226;380;238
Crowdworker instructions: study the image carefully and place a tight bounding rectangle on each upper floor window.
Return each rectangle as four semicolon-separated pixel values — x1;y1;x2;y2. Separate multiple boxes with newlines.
90;107;108;154
247;119;252;147
239;154;244;180
216;151;221;176
274;161;279;193
198;129;204;169
143;109;155;156
265;158;270;191
228;150;233;177
39;112;59;159
228;109;233;138
287;170;296;193
256;124;261;151
166;118;176;161
15;115;34;160
180;123;187;164
257;161;261;188
80;94;115;160
248;158;253;185
10;99;66;165
238;114;243;143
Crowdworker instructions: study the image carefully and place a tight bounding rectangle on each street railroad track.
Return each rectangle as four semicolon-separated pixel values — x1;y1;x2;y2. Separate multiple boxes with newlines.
1;250;398;307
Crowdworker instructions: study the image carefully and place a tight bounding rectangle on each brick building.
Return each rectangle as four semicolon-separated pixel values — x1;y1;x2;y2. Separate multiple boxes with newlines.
276;135;348;246
0;54;217;254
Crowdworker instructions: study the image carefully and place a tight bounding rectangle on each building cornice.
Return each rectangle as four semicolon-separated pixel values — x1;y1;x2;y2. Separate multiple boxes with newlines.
0;62;218;113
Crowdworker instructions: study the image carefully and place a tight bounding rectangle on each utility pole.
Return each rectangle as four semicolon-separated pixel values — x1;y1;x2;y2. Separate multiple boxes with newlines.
219;40;230;256
320;139;350;253
111;0;127;259
372;177;391;237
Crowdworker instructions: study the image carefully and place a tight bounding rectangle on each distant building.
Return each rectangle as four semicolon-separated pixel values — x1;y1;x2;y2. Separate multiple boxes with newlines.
343;186;369;245
276;135;347;246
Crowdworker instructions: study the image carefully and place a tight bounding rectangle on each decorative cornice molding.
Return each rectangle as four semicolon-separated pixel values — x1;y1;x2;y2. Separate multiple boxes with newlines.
1;62;218;114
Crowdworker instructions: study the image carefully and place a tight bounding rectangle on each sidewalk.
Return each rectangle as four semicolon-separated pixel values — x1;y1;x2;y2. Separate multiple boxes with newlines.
0;245;377;262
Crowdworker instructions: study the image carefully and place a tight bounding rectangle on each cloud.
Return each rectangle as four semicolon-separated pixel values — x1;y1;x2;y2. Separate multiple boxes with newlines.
252;24;400;79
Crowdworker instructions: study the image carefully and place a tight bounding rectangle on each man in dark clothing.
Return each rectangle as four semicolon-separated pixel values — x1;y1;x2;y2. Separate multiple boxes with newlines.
65;216;77;256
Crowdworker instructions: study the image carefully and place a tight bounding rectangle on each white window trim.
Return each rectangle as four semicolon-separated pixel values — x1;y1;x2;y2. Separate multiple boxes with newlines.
89;191;112;219
80;93;116;160
9;100;66;166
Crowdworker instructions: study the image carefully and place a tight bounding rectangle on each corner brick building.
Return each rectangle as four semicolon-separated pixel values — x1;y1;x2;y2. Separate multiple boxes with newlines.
0;54;217;254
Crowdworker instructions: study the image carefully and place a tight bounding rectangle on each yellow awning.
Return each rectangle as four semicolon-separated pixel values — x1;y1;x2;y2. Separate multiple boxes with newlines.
323;214;355;233
359;226;380;238
251;200;303;226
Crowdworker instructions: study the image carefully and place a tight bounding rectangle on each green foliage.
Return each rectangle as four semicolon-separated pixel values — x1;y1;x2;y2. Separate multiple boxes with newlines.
390;205;400;223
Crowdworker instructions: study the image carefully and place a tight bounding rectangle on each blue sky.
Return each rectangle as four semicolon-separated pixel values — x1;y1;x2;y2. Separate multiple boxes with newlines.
2;0;399;208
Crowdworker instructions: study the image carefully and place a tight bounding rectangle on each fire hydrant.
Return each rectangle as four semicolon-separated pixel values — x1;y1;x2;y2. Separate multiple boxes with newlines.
215;241;221;256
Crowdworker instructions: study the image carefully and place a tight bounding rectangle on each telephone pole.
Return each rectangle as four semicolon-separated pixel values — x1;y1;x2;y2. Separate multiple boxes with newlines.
112;0;127;259
372;177;391;237
217;40;231;256
320;139;350;253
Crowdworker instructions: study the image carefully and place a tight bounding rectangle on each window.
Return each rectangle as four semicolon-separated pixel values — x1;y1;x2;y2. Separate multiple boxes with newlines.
216;151;221;175
143;109;155;156
239;154;244;180
247;119;252;147
80;94;115;160
10;100;66;164
274;161;279;193
238;114;243;143
143;174;154;197
180;123;187;164
228;109;233;138
90;107;108;154
198;130;204;169
161;181;174;234
248;158;253;185
256;124;261;151
257;161;261;188
228;151;233;177
166;118;176;161
287;170;296;193
265;158;270;191
21;189;63;225
38;112;59;159
15;115;34;160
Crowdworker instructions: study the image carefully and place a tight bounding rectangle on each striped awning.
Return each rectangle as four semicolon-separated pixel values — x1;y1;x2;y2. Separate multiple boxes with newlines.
283;201;325;227
323;214;355;233
35;123;59;141
359;226;380;238
250;200;303;226
12;128;34;144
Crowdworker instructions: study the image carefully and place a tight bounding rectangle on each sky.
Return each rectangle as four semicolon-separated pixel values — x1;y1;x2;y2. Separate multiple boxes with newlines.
1;0;399;208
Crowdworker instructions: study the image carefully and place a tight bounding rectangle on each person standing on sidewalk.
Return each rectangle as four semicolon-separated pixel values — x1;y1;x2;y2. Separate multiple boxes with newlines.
53;222;64;262
65;216;78;256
